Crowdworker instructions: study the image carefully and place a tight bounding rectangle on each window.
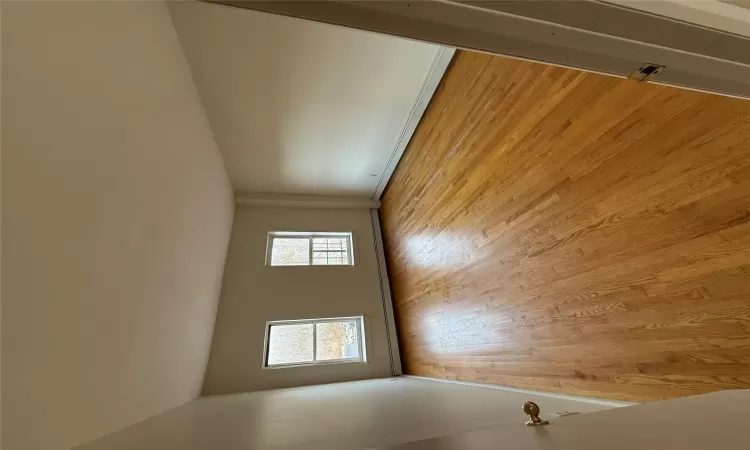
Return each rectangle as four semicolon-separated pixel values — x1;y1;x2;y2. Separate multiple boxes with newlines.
263;316;365;368
267;232;353;266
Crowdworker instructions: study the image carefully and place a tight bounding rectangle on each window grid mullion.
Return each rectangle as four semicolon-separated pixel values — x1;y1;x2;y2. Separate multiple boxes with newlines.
308;237;313;266
312;319;317;362
357;318;363;361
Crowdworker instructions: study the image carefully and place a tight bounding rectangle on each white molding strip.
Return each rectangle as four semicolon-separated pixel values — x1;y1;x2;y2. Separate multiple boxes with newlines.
234;191;380;209
405;375;637;408
371;46;455;200
370;209;402;375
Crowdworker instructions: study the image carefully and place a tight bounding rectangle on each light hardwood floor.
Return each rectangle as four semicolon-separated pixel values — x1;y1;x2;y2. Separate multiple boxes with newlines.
380;50;750;402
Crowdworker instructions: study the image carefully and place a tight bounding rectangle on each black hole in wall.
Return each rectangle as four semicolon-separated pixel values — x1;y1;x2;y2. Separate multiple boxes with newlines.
640;66;658;76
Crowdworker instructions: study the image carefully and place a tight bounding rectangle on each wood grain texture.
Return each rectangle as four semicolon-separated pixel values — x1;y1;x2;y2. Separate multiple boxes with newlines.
380;50;750;402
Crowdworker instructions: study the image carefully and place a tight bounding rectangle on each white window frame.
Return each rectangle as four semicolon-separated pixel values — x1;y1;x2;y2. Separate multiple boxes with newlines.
266;231;354;266
262;316;366;369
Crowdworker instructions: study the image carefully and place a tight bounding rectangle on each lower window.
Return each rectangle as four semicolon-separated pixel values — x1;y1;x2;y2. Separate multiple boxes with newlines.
263;316;365;368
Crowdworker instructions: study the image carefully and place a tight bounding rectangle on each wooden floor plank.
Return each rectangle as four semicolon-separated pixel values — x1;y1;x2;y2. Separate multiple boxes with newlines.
381;50;750;402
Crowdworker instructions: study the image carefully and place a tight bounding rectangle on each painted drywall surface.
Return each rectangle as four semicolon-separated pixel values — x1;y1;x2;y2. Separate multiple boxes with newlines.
1;2;233;449
167;1;440;196
202;206;392;394
77;377;621;450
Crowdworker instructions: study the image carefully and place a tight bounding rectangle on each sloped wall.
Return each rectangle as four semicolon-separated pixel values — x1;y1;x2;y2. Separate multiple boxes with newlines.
1;2;233;449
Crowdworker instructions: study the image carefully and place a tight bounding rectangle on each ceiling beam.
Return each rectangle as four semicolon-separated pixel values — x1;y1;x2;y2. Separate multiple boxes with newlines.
206;0;750;99
234;191;381;209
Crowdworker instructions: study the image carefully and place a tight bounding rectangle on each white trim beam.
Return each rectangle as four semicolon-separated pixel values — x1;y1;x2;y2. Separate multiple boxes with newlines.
404;375;637;408
208;0;750;99
235;191;380;209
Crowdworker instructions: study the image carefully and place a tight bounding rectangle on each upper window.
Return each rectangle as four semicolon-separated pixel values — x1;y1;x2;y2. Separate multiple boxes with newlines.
267;232;353;266
263;316;365;368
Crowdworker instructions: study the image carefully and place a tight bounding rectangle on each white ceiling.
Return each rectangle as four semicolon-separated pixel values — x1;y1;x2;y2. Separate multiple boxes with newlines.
168;2;441;197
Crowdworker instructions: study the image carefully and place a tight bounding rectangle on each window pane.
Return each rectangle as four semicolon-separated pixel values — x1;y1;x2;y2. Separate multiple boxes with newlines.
312;237;347;251
267;323;313;365
271;238;310;266
312;251;348;266
315;320;360;361
330;252;345;265
269;233;351;266
312;238;346;251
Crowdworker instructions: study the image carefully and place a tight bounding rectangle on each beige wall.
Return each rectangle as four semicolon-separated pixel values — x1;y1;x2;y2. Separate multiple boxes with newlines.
76;377;623;450
202;206;392;394
1;2;233;449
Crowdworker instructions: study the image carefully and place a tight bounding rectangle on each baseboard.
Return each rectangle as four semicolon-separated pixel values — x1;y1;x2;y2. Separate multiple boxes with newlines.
371;46;455;200
370;209;402;376
403;375;636;408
